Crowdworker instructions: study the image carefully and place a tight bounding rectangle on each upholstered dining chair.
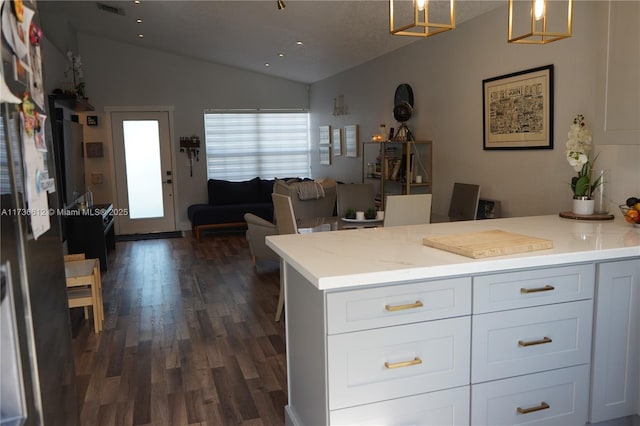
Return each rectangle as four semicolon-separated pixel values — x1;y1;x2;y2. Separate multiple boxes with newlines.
448;182;481;221
271;193;299;322
243;213;279;267
336;183;376;218
272;193;298;235
383;194;432;227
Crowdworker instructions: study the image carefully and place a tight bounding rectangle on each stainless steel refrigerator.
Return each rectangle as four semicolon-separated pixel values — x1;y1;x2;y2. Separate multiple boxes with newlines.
1;0;78;424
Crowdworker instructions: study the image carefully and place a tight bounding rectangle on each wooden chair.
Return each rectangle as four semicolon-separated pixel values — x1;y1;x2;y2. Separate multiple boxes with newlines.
64;255;104;333
271;193;299;322
383;194;432;227
64;253;86;262
448;182;481;221
336;183;376;218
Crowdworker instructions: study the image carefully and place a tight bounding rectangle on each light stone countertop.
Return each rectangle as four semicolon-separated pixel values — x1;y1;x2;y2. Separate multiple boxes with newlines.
266;215;640;290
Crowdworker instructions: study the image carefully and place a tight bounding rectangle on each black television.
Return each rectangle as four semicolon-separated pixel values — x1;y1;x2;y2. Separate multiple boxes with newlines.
52;118;85;209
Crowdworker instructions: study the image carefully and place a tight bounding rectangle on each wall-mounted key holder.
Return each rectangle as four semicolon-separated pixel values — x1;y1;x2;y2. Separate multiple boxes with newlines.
179;136;200;176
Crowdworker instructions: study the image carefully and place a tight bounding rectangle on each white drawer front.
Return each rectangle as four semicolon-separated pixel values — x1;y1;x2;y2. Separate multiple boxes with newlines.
472;300;593;383
328;316;471;410
327;277;471;334
471;365;590;426
330;386;469;426
473;264;594;314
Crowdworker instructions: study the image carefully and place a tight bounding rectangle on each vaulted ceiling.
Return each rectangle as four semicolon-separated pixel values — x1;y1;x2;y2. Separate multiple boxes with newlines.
38;1;503;84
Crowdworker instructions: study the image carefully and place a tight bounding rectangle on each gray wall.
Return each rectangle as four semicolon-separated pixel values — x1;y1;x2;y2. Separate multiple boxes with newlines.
309;2;640;218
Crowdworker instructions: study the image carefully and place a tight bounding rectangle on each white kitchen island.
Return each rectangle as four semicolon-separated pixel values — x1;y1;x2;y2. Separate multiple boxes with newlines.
266;215;640;426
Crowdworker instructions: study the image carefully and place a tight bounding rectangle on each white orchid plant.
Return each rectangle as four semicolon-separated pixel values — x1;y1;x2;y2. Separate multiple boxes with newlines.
566;114;601;198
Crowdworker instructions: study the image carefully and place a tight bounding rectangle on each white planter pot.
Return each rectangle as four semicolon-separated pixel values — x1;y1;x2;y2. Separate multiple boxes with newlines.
572;197;595;215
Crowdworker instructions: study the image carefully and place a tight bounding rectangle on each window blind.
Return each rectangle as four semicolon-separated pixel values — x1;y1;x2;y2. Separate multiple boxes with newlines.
204;111;310;181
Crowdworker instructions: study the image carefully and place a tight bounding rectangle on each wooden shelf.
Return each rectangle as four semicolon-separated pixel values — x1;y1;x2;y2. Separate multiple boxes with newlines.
362;140;432;210
51;95;95;112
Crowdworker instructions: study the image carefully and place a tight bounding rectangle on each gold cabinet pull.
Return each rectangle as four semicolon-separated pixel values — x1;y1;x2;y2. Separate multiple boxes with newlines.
384;357;422;369
517;401;550;415
518;336;552;347
520;284;555;294
385;301;423;312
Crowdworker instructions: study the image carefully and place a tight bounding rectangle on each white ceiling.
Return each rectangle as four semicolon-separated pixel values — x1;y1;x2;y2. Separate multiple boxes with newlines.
38;1;503;84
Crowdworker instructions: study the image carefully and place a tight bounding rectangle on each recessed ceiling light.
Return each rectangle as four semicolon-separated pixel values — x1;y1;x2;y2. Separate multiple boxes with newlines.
296;40;303;45
133;0;141;4
138;34;144;38
265;63;271;67
278;53;285;57
136;18;142;23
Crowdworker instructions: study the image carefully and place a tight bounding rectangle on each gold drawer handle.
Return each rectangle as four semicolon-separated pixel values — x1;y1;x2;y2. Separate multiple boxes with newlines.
384;357;422;369
517;401;550;415
518;336;552;347
520;284;555;294
385;301;424;312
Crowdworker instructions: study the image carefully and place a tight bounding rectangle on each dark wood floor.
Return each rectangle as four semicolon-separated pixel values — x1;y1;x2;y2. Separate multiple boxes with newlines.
71;231;286;426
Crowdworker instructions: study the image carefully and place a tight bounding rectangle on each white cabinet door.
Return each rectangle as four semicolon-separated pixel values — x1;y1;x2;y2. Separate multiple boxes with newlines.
326;277;471;334
471;365;590;426
471;300;593;383
590;258;640;422
473;264;594;314
327;316;471;410
330;386;469;426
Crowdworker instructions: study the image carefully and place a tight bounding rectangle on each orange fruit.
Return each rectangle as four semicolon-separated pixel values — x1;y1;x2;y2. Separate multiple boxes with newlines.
625;209;640;223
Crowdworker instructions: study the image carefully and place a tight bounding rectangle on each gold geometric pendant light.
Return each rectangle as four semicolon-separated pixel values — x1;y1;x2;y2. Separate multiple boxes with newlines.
390;0;455;37
508;0;573;44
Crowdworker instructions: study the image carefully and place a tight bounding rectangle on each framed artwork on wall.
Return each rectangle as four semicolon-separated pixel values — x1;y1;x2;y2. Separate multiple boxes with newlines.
319;125;331;146
344;124;359;157
482;64;554;150
333;128;342;156
85;142;104;158
319;144;331;165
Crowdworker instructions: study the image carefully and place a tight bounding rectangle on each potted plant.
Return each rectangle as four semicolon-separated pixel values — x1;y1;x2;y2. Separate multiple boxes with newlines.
345;208;356;219
364;207;377;220
566;114;602;215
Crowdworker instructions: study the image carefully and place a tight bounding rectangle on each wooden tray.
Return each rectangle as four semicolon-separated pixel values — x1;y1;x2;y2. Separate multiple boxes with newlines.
422;229;554;259
559;211;615;221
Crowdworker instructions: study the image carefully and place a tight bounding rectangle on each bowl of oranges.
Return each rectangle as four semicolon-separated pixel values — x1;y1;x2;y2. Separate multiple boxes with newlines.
619;197;640;227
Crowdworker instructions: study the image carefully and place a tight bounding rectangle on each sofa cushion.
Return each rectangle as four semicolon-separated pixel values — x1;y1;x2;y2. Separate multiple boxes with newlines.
257;179;274;203
188;203;273;226
208;178;260;206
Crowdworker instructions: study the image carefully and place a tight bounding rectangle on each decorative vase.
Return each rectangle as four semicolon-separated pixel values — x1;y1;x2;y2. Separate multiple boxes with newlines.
572;196;595;215
592;169;610;214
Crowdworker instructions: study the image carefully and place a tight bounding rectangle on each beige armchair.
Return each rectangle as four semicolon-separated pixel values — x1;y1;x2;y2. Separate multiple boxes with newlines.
243;213;279;266
273;179;337;220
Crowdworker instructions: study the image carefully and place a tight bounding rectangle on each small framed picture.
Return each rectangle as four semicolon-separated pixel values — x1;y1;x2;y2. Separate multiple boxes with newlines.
85;142;104;158
333;128;342;156
86;115;98;126
344;124;359;157
319;125;331;146
319;145;331;165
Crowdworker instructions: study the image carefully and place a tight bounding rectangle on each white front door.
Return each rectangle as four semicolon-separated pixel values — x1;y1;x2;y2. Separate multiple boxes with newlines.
111;111;176;234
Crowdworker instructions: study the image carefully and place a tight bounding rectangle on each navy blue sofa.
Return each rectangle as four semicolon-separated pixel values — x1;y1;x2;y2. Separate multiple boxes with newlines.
188;177;274;240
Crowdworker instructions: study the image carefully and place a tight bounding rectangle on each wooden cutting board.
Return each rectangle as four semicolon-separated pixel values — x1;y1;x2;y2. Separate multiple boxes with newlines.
422;229;554;259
